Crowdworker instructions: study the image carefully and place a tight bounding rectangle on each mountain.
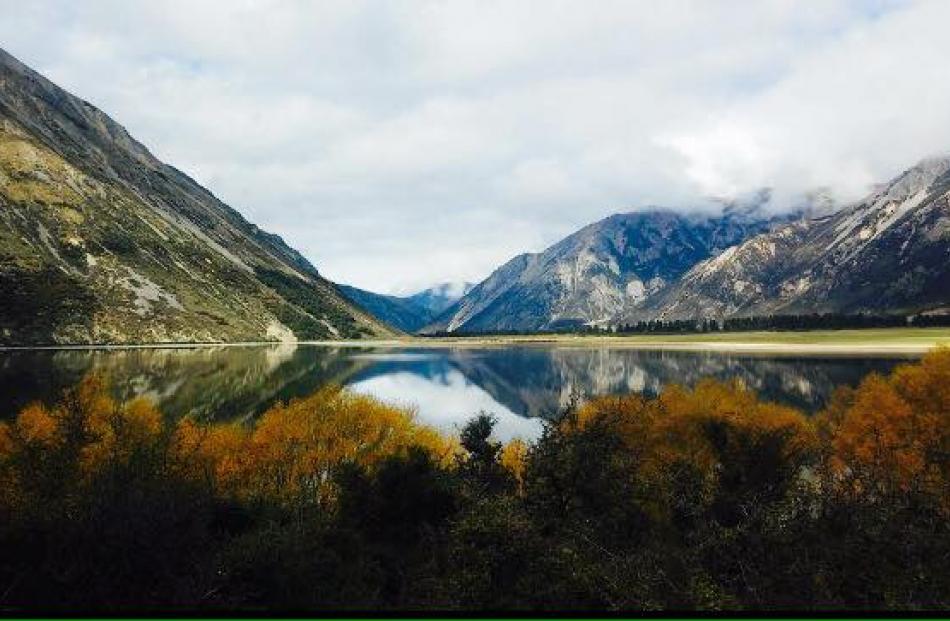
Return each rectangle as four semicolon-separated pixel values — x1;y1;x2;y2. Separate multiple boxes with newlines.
338;285;425;333
423;205;782;333
407;282;474;316
339;281;473;333
646;156;950;320
0;48;391;345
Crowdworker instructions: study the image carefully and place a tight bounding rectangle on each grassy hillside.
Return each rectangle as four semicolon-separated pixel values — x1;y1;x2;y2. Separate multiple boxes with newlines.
0;48;392;345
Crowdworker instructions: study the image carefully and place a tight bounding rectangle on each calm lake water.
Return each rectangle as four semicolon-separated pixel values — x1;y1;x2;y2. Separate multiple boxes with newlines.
0;345;913;441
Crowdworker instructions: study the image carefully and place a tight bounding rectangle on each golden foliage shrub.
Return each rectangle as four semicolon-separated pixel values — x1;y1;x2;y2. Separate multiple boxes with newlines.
500;438;529;492
654;379;818;474
10;403;58;445
565;348;950;511
820;347;950;503
185;387;460;504
569;378;819;500
0;379;458;512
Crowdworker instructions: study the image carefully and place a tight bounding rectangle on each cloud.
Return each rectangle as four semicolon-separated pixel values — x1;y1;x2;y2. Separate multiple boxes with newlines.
0;0;944;292
662;0;950;205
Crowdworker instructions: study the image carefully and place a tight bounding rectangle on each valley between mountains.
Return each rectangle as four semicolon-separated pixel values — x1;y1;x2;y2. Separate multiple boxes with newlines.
1;46;948;346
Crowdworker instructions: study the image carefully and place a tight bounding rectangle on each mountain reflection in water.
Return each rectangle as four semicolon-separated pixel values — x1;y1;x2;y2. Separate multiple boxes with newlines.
0;345;910;440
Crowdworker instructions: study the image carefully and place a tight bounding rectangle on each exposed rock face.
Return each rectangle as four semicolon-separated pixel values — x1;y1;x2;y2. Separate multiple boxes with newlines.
424;207;782;333
0;48;391;344
647;156;950;320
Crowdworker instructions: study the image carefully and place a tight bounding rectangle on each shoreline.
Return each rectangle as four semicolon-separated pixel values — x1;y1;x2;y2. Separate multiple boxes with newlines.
1;327;948;356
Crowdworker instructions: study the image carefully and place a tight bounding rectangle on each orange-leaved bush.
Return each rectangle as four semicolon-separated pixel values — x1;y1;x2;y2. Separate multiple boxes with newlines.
0;378;459;513
566;379;819;504
821;347;950;504
500;437;529;493
187;386;459;504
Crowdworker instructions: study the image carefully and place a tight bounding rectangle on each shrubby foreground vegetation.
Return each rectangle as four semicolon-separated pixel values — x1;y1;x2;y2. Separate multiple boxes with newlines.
1;350;949;612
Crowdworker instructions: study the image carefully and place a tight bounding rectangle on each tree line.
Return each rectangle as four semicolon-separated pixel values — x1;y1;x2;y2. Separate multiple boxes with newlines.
423;312;950;337
617;312;917;333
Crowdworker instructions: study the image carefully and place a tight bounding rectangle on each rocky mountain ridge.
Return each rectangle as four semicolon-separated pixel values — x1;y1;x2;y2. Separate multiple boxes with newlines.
645;156;950;320
423;206;788;333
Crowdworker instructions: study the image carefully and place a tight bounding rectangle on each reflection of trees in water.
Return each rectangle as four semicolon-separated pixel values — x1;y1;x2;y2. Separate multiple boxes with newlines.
443;348;909;419
0;345;912;425
0;346;369;422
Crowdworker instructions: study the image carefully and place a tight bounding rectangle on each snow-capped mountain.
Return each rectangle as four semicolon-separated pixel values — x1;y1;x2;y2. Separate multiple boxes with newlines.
646;155;950;320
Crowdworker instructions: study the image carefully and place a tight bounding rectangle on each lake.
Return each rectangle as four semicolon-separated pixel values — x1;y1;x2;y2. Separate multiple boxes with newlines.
0;345;913;441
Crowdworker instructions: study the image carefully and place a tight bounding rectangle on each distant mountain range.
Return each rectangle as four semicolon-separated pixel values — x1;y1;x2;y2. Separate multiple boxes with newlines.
423;202;790;333
0;48;391;345
339;282;473;333
425;158;950;333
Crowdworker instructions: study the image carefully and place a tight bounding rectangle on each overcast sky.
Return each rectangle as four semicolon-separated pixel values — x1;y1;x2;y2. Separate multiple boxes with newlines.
2;0;949;293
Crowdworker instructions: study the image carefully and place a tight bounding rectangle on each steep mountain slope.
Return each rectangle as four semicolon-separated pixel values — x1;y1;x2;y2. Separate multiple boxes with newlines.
0;48;391;345
339;285;424;333
648;156;950;319
424;206;781;333
340;282;474;333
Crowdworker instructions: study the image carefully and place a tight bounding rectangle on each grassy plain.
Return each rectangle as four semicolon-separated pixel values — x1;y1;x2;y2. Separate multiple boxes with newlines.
379;327;950;354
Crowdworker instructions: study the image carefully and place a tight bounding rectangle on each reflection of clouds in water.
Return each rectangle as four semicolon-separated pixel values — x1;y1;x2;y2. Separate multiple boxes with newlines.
626;366;646;393
347;369;544;442
350;353;441;362
784;375;813;398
